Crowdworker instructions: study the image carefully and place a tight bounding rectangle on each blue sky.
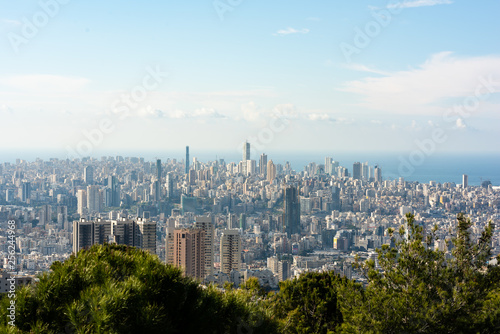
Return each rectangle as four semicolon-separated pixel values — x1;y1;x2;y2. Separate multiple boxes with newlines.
0;0;499;158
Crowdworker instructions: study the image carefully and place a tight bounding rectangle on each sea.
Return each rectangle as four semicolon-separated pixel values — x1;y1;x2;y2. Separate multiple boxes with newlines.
1;149;499;187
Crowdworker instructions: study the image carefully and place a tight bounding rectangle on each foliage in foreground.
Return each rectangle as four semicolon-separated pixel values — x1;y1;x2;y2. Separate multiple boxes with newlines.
1;213;500;333
0;244;277;334
339;213;500;334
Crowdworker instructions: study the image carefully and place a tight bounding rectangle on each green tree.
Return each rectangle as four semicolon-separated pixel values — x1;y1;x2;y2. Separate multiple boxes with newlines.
271;271;345;333
339;213;500;334
0;244;278;333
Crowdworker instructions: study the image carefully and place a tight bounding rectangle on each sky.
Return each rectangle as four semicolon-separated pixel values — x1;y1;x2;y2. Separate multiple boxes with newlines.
0;0;499;160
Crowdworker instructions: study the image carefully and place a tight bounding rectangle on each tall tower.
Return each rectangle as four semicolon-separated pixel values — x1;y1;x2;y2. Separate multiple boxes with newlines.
267;160;276;183
172;228;205;280
260;153;268;177
84;166;93;185
166;172;174;198
374;166;382;183
155;159;162;202
194;215;215;276
462;174;468;189
72;219;93;254
185;146;190;174
136;218;157;254
108;176;120;207
283;185;300;237
243;141;250;161
220;229;241;275
87;185;101;215
352;162;362;180
77;189;87;216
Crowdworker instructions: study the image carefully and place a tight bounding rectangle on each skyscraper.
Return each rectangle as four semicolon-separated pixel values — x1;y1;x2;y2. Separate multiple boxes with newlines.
194;215;215;276
87;185;101;215
84;166;93;185
267;160;276;183
259;153;268;177
185;146;190;174
325;157;333;175
155;159;162;202
283;185;300;237
243;141;250;161
108;175;120;207
77;189;87;216
374;166;382;183
136;218;156;254
352;162;362;180
166;172;174;198
220;229;241;275
172;228;205;280
462;174;468;188
72;219;93;254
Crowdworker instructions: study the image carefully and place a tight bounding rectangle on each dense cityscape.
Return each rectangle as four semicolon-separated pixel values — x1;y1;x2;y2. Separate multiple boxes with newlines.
1;143;498;292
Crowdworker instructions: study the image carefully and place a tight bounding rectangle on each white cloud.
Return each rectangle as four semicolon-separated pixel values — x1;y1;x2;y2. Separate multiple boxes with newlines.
343;63;390;75
340;52;500;114
0;74;90;93
308;113;331;121
274;27;309;36
455;118;467;129
388;0;453;9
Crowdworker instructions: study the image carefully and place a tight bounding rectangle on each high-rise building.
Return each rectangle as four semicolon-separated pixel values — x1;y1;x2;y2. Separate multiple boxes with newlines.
260;153;268;177
20;182;31;202
352;162;362;180
93;218;112;245
362;162;369;180
72;218;156;255
108;176;120;207
166;173;174;198
87;185;101;215
56;206;68;229
84;166;93;185
267;160;276;183
185;146;190;174
325;157;333;175
220;229;241;275
72;219;93;254
39;205;52;227
171;228;205;280
278;260;291;281
136;218;156;254
155;159;162;202
243;141;250;161
111;218;138;246
283;185;300;237
374;166;382;183
462;174;468;188
194;215;215;277
165;218;175;264
77;189;87;216
246;160;256;176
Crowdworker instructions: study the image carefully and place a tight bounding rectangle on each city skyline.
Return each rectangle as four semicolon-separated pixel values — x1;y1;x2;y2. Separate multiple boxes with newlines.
0;1;499;155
